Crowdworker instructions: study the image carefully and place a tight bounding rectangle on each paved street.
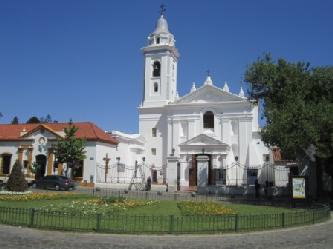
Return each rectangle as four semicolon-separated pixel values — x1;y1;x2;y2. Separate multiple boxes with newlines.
0;215;332;249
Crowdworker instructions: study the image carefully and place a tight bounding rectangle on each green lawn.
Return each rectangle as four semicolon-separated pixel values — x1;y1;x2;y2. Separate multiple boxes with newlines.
0;197;295;216
0;194;328;233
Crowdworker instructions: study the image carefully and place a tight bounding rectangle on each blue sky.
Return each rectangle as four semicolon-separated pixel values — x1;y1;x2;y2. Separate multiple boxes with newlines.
0;0;332;133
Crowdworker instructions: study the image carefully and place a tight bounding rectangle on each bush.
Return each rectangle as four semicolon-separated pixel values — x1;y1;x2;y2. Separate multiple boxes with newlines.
6;160;28;192
101;196;125;204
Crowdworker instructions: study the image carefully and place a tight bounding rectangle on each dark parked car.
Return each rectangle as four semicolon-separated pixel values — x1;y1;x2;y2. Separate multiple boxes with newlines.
35;176;75;191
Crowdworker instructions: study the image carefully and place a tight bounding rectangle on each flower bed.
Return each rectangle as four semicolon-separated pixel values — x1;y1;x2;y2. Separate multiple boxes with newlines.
0;192;76;201
0;191;32;195
178;201;235;215
38;197;159;215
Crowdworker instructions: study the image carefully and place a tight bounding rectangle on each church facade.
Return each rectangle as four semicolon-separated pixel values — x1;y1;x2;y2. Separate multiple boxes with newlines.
138;14;278;191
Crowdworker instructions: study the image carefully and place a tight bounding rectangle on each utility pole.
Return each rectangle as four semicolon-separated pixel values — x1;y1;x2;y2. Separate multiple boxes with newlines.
116;157;120;183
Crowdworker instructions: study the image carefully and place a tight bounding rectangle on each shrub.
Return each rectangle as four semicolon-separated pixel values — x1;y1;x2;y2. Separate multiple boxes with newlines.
6;161;28;192
101;196;125;204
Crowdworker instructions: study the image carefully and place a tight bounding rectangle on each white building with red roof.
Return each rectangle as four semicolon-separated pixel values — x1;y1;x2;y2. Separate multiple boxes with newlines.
0;122;118;185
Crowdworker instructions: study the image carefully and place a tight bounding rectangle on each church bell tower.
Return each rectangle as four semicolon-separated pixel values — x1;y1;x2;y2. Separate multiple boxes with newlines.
141;8;179;107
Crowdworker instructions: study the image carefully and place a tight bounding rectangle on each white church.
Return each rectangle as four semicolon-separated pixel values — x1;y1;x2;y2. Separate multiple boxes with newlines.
0;11;289;193
110;12;288;192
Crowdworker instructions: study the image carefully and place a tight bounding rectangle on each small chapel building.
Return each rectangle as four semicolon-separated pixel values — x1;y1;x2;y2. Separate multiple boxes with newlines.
138;13;283;192
0;122;118;185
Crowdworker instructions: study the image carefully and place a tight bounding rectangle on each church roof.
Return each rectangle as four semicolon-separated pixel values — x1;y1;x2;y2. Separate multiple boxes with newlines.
173;83;247;105
154;15;169;34
0;122;118;145
180;134;228;147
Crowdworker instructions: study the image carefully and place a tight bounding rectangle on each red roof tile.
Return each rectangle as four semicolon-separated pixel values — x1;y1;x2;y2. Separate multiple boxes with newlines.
0;122;118;145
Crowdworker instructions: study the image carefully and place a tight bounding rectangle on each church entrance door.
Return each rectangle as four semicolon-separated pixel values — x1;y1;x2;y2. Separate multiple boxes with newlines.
2;154;11;174
189;155;197;186
35;154;47;179
189;154;215;187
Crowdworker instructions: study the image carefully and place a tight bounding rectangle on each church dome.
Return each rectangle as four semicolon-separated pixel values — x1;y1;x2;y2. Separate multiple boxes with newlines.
154;15;169;34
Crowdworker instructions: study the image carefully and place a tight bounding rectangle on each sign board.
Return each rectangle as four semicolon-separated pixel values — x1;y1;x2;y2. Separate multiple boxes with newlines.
292;177;306;199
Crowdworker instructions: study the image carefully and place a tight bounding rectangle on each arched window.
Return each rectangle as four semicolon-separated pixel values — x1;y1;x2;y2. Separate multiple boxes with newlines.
153;61;160;77
153;82;158;92
203;111;214;129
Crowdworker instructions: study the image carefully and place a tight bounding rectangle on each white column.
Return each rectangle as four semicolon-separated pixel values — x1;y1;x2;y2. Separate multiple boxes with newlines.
238;118;252;185
222;119;230;144
188;120;195;139
166;156;179;186
172;121;179;155
167;118;173;156
196;155;209;187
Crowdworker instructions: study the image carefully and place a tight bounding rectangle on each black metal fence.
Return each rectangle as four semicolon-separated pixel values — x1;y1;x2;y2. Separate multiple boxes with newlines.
0;204;330;234
82;188;291;206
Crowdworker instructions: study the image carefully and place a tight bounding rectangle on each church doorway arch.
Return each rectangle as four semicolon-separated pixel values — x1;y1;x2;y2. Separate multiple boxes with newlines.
35;154;47;179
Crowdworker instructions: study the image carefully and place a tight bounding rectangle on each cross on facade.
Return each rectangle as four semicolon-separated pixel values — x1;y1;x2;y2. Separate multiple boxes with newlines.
103;153;111;183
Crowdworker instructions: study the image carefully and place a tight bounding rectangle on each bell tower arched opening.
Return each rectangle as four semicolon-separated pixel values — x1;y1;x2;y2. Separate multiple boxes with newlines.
153;61;161;77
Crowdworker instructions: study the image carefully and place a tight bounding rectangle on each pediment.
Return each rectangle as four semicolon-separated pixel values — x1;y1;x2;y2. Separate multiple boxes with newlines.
180;134;227;147
175;85;245;104
21;124;62;140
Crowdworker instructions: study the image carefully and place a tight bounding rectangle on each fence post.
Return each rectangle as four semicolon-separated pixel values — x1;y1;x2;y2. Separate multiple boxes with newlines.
96;213;102;232
281;212;285;228
29;208;35;227
234;214;239;232
169;215;175;234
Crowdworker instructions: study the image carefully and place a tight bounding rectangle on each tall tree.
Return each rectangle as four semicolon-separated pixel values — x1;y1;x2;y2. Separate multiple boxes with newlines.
245;54;333;195
26;116;40;124
11;116;19;124
54;123;86;179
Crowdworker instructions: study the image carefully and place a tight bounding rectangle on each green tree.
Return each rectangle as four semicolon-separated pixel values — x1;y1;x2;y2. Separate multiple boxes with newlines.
40;114;52;123
11;116;19;124
245;54;333;195
54;123;86;179
6;160;28;192
26;116;40;124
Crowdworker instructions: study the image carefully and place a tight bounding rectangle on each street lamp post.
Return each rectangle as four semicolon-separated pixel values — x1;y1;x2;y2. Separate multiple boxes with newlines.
235;156;239;187
116;157;120;183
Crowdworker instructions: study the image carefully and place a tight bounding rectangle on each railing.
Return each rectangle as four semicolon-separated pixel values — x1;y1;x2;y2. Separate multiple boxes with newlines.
80;188;290;206
0;205;330;234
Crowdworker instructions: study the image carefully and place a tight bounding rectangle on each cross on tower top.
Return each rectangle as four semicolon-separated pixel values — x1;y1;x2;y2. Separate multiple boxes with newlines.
160;4;166;16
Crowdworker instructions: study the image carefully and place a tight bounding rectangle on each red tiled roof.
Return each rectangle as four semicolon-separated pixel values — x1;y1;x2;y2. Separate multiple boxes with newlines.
0;122;118;145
